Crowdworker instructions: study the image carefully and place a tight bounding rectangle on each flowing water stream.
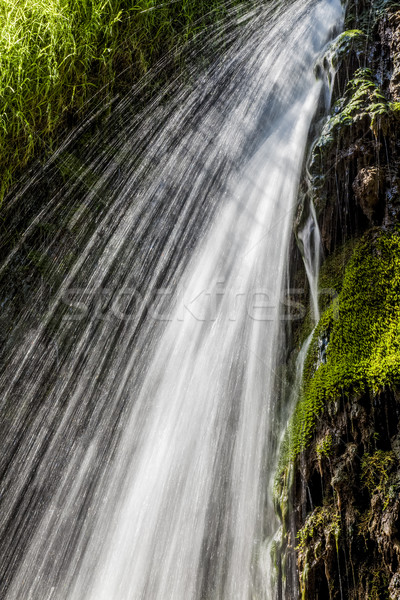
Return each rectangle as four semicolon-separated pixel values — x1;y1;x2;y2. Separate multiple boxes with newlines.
0;0;343;598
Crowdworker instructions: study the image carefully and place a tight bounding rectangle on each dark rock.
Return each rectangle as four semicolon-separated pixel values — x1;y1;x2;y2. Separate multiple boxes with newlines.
352;166;385;222
279;3;400;599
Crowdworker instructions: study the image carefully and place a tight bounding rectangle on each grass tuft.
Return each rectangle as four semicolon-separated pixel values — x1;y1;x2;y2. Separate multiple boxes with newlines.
0;0;236;202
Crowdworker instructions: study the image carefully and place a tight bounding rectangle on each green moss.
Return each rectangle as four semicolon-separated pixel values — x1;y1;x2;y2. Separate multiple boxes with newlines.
274;460;294;533
308;64;396;206
316;433;333;459
296;506;341;599
318;67;391;148
324;29;366;69
368;569;390;600
296;506;341;552
345;0;399;31
284;228;400;460
361;450;396;496
318;237;359;312
292;306;314;353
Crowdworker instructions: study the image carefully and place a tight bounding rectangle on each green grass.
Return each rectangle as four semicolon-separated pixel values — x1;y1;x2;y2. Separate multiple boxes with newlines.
0;0;236;201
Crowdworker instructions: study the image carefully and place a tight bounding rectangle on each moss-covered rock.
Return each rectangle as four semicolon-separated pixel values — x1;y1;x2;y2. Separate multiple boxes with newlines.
275;3;400;599
283;227;400;462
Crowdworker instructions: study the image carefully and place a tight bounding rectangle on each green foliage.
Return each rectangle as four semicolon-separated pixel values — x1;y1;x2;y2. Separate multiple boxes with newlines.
308;64;397;204
345;0;399;31
284;228;400;460
361;450;396;495
389;101;400;120
316;67;391;151
368;569;390;600
318;237;359;311
316;433;333;459
324;29;366;69
0;0;238;201
273;458;294;533
296;506;341;552
296;506;341;600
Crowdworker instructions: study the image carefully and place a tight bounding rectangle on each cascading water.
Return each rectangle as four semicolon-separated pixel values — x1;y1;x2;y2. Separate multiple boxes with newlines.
276;207;323;600
0;1;343;598
297;200;322;324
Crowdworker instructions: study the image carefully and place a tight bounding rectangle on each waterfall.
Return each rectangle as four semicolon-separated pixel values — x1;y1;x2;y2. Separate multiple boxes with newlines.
0;0;343;598
297;200;322;324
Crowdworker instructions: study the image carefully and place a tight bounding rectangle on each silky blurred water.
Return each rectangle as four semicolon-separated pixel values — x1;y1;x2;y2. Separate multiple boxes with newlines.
0;0;342;598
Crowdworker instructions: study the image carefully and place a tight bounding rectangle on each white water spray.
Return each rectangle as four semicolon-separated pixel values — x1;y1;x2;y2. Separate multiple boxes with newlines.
0;1;343;598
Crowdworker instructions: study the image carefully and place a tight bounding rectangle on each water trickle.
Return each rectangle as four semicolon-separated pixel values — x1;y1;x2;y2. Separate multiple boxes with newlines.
0;0;343;598
297;200;322;324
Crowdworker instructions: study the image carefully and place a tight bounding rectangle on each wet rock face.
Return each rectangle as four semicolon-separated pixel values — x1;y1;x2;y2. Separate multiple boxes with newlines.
381;11;400;101
305;8;400;254
293;390;400;600
352;166;385;222
282;3;400;600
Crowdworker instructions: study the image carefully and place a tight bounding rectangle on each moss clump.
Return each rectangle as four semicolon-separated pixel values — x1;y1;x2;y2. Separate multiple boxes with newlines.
316;67;392;149
285;227;400;458
316;433;333;459
308;65;392;208
296;506;341;600
0;0;241;202
323;29;366;70
318;237;359;312
361;450;396;496
296;506;341;553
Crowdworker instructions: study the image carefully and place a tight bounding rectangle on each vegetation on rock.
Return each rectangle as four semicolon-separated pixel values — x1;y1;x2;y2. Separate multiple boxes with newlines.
291;228;400;457
275;3;400;598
